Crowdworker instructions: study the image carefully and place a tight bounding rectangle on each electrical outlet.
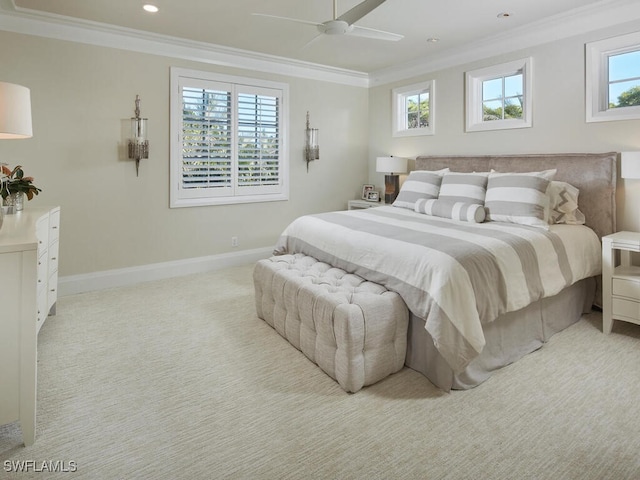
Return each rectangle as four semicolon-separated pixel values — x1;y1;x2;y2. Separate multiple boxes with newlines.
231;236;239;247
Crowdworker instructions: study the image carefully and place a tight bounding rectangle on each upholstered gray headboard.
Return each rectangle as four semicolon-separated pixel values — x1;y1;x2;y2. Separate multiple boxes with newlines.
414;152;617;239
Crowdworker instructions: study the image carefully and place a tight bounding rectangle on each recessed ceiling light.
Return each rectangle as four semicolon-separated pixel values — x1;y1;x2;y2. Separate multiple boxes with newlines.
143;4;159;13
497;12;511;18
426;37;440;43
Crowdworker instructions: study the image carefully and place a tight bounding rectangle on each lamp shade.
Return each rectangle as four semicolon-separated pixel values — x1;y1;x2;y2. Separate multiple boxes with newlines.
0;82;33;139
621;152;640;179
376;156;407;174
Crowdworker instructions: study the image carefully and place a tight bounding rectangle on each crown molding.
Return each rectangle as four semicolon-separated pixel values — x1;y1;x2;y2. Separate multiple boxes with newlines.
2;0;639;89
369;0;640;87
0;2;370;88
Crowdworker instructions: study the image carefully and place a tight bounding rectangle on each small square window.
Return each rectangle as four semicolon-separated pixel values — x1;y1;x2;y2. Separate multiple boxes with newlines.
465;58;532;132
586;31;640;122
392;80;435;137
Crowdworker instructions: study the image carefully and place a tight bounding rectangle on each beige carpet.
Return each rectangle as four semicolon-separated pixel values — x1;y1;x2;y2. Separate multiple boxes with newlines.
1;264;639;479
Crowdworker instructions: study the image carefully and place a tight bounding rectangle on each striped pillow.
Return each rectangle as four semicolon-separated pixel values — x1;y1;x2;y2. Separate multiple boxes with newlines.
415;198;486;223
392;169;448;210
438;172;489;205
485;169;556;228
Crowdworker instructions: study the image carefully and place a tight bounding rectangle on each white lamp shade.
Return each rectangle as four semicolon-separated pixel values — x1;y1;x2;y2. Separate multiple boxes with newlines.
376;156;407;174
0;82;33;139
621;152;640;179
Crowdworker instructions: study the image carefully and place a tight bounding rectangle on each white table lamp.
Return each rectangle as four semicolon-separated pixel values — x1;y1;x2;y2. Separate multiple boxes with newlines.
0;82;33;228
0;82;33;139
376;156;408;203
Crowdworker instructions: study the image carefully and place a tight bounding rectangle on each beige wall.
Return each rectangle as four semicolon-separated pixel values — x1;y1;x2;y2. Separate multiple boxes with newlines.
368;23;640;233
0;31;369;276
4;20;640;280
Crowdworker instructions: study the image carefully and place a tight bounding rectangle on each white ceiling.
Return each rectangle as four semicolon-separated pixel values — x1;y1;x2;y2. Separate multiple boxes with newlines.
8;0;635;75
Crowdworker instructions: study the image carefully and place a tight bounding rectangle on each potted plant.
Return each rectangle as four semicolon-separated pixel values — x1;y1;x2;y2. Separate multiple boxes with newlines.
1;164;41;212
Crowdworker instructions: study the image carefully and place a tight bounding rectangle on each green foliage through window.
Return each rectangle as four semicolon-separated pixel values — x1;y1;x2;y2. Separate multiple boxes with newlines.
406;93;429;129
482;73;523;121
181;88;281;190
608;50;640;109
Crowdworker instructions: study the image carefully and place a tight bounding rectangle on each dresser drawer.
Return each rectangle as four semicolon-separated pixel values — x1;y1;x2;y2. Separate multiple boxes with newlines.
47;273;58;312
36;215;49;259
49;209;60;245
48;240;59;275
37;288;47;332
612;277;640;299
612;297;640;322
37;255;48;286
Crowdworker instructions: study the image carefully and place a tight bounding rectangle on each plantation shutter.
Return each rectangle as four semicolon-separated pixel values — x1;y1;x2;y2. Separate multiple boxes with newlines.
171;68;288;207
179;79;233;198
236;86;282;194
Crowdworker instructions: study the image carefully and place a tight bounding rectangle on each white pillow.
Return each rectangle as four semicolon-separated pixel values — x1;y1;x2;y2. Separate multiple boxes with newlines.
485;169;556;228
438;172;489;205
392;168;449;210
547;181;585;225
415;198;486;223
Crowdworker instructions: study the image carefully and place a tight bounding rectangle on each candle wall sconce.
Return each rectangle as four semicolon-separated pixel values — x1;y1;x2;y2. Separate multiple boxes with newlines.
305;111;319;172
127;94;149;176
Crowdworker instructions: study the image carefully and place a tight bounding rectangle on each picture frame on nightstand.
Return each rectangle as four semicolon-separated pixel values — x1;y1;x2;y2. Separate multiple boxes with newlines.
366;191;380;202
361;184;374;199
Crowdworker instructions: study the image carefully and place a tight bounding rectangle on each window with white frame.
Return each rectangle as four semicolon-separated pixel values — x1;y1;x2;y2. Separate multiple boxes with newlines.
392;80;435;137
170;67;289;207
465;58;532;132
586;31;640;123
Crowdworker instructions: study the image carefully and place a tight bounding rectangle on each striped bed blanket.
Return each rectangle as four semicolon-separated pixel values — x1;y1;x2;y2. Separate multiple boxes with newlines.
274;206;601;373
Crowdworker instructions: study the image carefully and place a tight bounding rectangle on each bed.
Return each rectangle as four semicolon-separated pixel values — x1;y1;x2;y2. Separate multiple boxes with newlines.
274;152;617;390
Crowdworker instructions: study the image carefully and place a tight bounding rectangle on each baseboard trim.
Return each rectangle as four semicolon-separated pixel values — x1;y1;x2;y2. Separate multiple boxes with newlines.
58;247;273;296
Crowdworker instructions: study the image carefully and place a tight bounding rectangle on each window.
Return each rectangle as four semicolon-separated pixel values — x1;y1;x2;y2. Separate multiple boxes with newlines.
392;80;435;137
465;58;532;132
170;67;289;207
586;32;640;123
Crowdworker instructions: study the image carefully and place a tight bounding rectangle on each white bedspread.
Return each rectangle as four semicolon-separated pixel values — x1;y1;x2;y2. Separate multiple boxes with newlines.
274;206;601;373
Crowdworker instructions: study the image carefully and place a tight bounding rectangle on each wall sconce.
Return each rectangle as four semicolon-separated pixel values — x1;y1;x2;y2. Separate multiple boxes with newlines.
376;156;408;204
127;94;149;176
305;111;319;172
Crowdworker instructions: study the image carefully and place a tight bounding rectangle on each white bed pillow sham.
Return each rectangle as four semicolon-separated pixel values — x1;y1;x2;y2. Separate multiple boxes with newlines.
484;169;556;228
392;168;449;210
437;172;489;205
415;198;486;223
547;180;586;225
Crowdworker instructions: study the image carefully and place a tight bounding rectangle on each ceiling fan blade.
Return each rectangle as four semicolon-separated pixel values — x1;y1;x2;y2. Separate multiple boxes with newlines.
349;25;403;41
302;33;325;50
336;0;387;25
251;13;322;28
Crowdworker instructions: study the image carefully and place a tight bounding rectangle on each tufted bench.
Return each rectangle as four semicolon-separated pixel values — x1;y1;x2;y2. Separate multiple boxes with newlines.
253;254;409;393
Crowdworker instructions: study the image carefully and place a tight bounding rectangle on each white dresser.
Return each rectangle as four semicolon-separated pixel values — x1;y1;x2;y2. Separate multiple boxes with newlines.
0;206;60;446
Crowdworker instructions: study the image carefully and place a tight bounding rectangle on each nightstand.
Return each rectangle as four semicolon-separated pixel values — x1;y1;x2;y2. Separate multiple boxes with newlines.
348;199;385;210
602;231;640;333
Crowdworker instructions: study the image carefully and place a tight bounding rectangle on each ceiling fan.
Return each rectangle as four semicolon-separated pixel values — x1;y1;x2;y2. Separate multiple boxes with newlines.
253;0;403;43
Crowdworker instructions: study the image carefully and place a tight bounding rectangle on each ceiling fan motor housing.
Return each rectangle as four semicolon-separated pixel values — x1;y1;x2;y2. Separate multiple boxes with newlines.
319;20;353;35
